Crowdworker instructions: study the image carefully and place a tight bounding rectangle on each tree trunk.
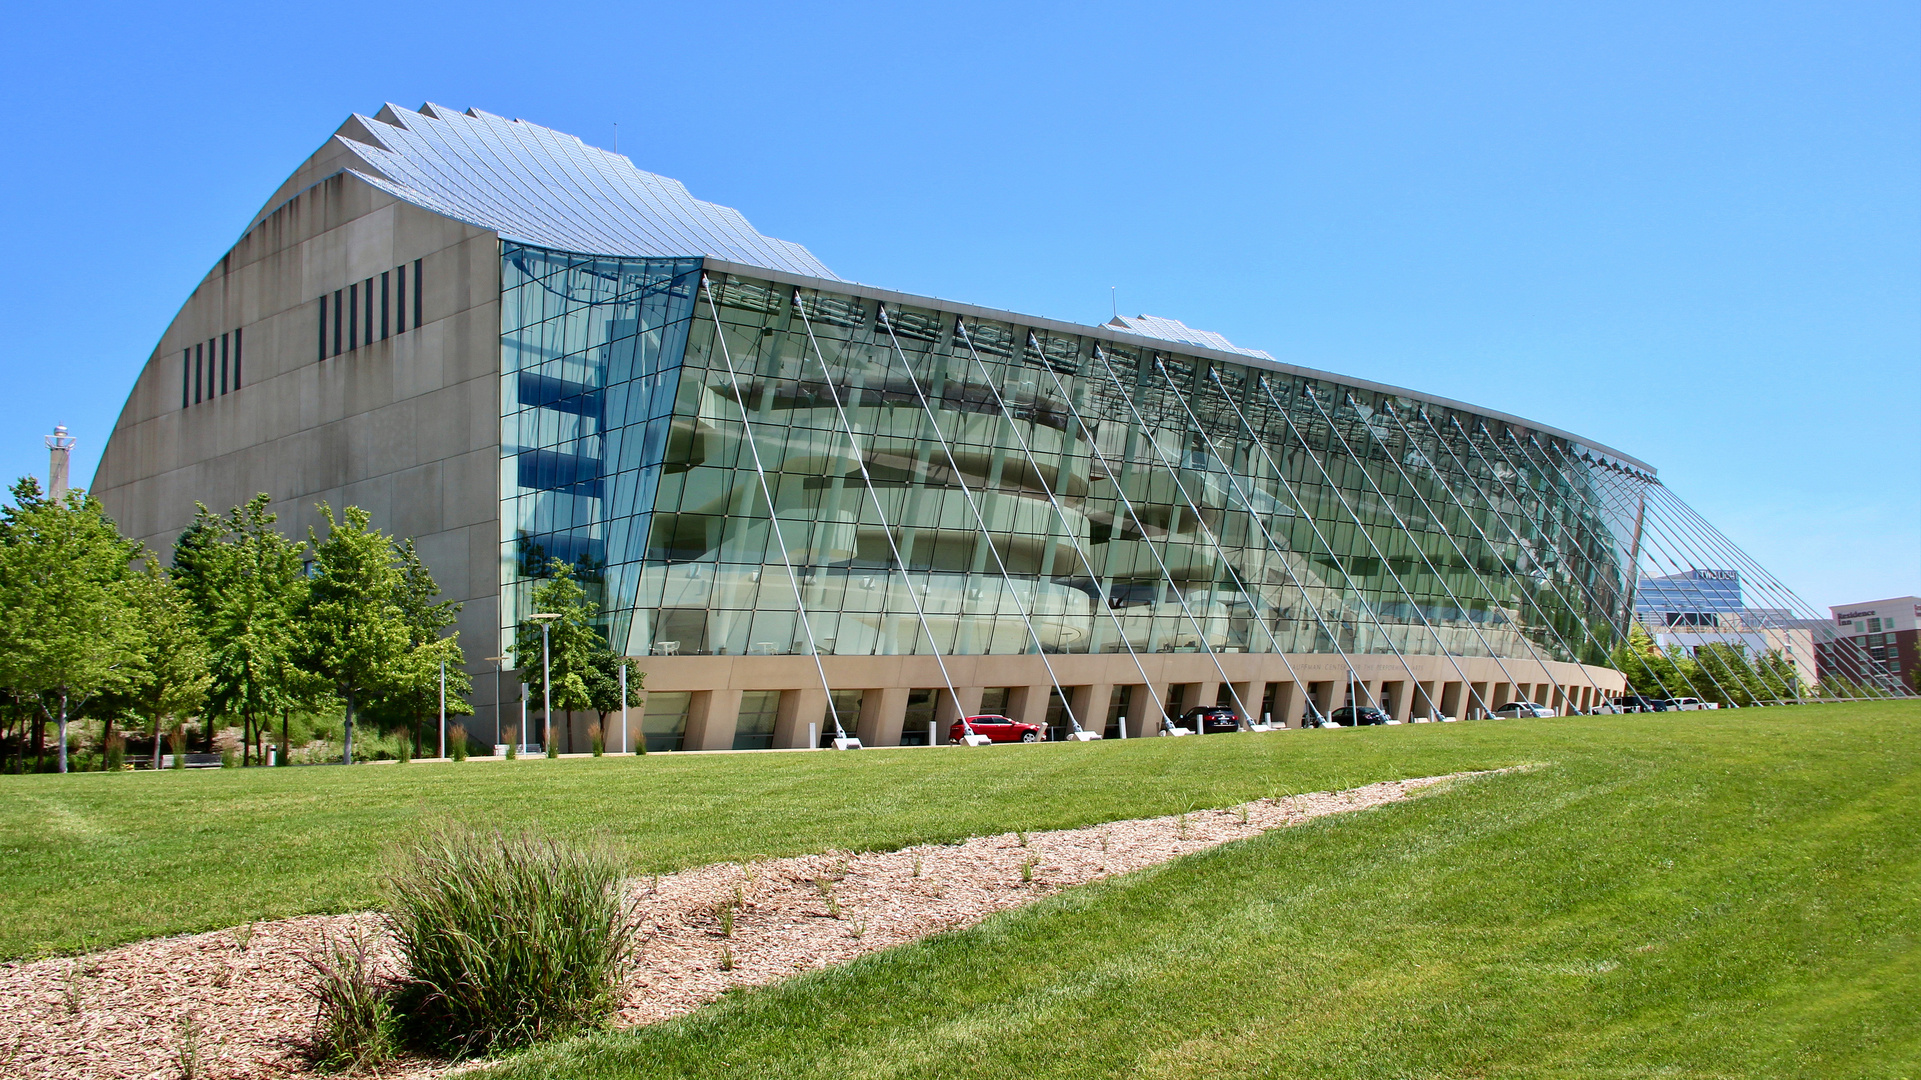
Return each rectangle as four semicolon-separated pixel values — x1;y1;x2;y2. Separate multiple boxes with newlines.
280;710;290;766
342;691;355;766
56;690;69;774
151;711;163;770
33;715;44;772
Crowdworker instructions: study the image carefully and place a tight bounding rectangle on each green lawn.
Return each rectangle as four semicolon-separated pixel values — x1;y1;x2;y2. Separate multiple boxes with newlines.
464;702;1918;1079
4;705;1918;1076
4;718;1527;959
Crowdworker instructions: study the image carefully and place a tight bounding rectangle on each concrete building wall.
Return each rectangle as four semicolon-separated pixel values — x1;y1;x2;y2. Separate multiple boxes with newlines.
92;172;506;722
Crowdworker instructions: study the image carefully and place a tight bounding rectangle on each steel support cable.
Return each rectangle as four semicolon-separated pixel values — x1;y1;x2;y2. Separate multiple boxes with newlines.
1252;381;1492;713
1560;461;1764;709
1375;404;1620;714
1027;346;1256;728
1319;390;1587;713
1484;427;1767;712
1402;407;1677;710
1604;471;1828;703
1132;360;1319;705
1070;347;1291;726
1584;463;1886;701
1651;480;1910;698
952;320;1168;725
785;291;969;737
1485;426;1763;710
1558;451;1800;707
1204;373;1398;718
698;275;846;740
1622;472;1901;699
1448;416;1715;709
870;306;1081;733
1244;374;1444;711
1357;398;1613;714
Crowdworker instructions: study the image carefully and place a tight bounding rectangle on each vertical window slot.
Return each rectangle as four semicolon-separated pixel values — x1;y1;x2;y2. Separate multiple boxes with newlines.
396;265;406;334
220;333;229;395
413;259;422;328
182;349;190;409
363;277;374;344
233;327;243;389
348;284;358;351
318;296;328;361
333;290;343;356
381;271;390;340
194;344;203;404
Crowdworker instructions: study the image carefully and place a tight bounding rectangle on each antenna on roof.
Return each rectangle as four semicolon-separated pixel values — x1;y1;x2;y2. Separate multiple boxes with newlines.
1111;286;1117;320
613;122;618;155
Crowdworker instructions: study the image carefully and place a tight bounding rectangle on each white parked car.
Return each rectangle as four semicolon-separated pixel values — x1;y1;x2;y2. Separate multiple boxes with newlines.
1491;701;1556;719
1666;697;1720;711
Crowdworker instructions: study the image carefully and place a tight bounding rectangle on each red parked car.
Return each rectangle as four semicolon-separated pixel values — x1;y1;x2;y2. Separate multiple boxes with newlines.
948;715;1043;743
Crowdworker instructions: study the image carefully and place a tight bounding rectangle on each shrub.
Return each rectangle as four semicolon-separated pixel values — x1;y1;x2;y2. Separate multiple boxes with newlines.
385;825;633;1056
303;930;397;1072
449;724;468;762
588;722;604;757
395;736;412;765
504;726;518;761
102;733;125;772
168;726;187;770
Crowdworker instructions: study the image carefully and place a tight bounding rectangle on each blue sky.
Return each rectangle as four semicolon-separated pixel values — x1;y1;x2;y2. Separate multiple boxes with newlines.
1;1;1914;609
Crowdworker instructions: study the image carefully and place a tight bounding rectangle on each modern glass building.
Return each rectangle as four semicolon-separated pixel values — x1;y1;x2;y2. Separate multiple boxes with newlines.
94;104;1907;753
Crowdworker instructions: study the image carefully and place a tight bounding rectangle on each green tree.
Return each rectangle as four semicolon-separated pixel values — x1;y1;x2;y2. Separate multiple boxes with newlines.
124;556;212;769
175;495;314;764
299;505;411;765
366;538;472;754
512;560;600;750
0;479;145;772
582;649;644;751
1608;623;1697;699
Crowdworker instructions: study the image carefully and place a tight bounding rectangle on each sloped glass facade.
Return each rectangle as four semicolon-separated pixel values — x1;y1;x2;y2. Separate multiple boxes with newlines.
502;246;1635;670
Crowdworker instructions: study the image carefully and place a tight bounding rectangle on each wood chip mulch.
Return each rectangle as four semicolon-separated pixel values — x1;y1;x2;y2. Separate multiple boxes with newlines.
0;769;1497;1079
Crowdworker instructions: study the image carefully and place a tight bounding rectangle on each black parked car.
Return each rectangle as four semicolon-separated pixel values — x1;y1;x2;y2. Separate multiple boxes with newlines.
1178;706;1244;734
1328;705;1393;726
1609;694;1670;714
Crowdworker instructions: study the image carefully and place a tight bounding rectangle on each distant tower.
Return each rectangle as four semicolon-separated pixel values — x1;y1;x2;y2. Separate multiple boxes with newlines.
46;425;74;500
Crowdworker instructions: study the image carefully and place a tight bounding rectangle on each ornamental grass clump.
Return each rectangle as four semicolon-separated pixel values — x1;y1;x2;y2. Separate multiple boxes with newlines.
385;825;633;1057
303;930;397;1072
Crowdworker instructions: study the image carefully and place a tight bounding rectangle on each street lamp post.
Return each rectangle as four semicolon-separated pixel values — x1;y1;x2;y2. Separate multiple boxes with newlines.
529;614;560;754
437;659;446;759
486;655;509;753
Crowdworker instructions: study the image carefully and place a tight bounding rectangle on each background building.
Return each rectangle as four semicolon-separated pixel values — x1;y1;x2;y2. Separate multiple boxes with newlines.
91;104;1907;750
1822;597;1920;690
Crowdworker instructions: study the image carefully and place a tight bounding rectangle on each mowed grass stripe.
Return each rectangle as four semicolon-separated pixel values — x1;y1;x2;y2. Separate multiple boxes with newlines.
474;703;1920;1080
4;723;1520;959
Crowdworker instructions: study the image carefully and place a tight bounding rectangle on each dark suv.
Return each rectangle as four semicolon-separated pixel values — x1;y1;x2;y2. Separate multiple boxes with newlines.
1177;706;1243;734
1328;705;1392;726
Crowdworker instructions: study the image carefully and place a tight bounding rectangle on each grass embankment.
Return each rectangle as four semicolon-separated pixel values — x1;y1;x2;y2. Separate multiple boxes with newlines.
471;702;1917;1079
5;721;1519;959
4;704;1917;1075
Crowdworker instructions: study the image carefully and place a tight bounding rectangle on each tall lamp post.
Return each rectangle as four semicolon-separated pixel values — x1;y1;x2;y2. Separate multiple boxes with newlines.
528;614;560;753
486;655;509;752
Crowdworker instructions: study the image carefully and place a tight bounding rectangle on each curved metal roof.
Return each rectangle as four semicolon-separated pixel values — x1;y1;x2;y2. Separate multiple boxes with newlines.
283;103;840;279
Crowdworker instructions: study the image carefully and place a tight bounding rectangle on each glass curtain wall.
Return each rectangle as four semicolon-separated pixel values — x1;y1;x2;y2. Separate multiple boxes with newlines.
635;268;1627;664
499;247;1628;666
498;243;701;651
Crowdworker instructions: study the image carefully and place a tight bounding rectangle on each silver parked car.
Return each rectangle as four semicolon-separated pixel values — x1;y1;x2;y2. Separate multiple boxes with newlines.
1491;701;1555;719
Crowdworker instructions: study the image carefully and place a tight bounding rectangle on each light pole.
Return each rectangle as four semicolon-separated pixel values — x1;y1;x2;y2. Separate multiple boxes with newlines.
529;614;560;753
437;659;447;759
486;655;509;752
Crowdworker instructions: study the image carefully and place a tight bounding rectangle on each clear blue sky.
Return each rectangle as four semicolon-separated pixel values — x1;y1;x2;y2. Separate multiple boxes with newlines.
1;1;1914;610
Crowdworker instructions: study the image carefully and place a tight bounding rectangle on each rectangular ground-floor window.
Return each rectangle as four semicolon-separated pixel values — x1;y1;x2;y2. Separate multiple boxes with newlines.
641;691;690;752
1104;685;1135;739
827;690;863;744
900;688;938;745
732;690;780;750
